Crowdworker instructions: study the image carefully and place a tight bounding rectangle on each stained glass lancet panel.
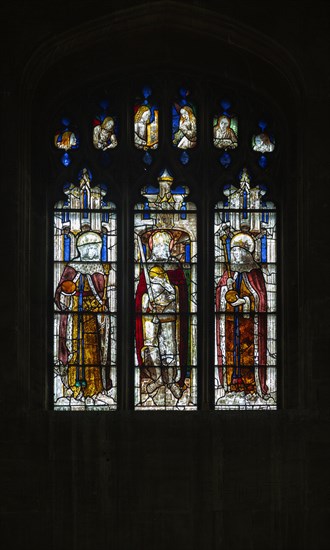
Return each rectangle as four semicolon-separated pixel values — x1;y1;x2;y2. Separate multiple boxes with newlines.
53;168;117;411
214;168;277;410
134;170;197;410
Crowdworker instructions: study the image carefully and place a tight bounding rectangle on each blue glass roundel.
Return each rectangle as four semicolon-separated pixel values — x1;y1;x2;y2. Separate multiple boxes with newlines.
219;152;231;168
99;99;109;110
61;152;71;167
180;151;190;165
143;151;152;165
258;155;267;169
142;86;152;99
258;119;267;131
220;99;231;112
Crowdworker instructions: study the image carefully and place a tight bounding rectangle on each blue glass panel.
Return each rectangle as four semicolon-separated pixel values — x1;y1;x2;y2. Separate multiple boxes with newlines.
179;87;188;104
173;186;186;194
180;151;190;165
61;152;71;166
99;99;109;110
258;155;267;168
243;190;248;218
185;243;191;261
220;99;231;111
181;201;187;220
220;99;231;116
64;234;70;261
261;234;267;262
101;234;107;261
226;236;231;262
143;201;150;219
219;152;231;168
143;151;152;165
145;185;159;194
142;86;152;100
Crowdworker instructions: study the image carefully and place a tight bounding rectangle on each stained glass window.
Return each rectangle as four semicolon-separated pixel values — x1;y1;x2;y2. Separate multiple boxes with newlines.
54;117;79;167
251;120;275;169
53;168;117;411
214;168;277;410
252;132;275;153
134;170;197;410
51;79;280;412
134;86;159;151
172;88;197;150
213;100;238;150
252;120;275;153
93;111;118;151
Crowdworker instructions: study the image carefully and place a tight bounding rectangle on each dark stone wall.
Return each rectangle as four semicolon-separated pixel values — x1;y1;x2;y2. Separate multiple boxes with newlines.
1;2;329;549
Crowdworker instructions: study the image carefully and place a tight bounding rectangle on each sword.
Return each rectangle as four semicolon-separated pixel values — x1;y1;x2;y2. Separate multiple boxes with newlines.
137;234;155;305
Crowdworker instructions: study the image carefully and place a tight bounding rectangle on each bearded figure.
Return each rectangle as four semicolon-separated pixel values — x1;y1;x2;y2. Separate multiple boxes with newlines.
216;230;268;396
55;231;111;400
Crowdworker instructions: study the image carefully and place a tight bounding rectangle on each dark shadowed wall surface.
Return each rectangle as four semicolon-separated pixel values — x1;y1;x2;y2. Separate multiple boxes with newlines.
1;2;329;549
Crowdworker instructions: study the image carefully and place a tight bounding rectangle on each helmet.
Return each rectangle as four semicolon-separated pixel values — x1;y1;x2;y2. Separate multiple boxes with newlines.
76;231;102;247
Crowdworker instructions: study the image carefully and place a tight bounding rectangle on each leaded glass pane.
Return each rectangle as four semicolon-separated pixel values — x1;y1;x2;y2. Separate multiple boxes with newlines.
213;115;238;149
134;86;159;150
252;132;275;153
214;168;277;410
53;168;117;411
93;114;118;150
172;88;197;149
213;100;238;150
134;170;197;410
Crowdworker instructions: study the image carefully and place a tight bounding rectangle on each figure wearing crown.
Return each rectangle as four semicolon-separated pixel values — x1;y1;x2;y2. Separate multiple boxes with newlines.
55;230;112;401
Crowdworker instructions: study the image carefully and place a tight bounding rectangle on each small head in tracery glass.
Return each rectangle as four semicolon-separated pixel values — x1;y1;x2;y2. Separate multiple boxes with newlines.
172;88;197;150
213;99;238;150
134;86;159;150
54;117;79;167
93;100;118;151
252;120;275;153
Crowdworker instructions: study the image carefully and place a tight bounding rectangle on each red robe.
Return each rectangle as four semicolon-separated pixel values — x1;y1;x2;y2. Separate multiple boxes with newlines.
55;265;105;366
216;268;268;394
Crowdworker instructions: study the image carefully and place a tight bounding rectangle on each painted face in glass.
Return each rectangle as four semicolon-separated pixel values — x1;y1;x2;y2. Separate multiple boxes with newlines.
78;242;102;261
255;135;262;147
180;108;189;120
141;110;151;123
219;117;229;131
